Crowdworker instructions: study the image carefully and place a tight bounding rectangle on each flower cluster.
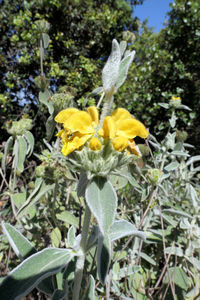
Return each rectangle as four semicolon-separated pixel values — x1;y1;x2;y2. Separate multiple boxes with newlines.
55;106;149;177
55;106;149;156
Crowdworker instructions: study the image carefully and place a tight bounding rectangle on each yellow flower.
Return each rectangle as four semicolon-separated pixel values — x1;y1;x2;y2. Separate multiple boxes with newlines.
171;96;181;101
55;106;100;156
55;106;148;156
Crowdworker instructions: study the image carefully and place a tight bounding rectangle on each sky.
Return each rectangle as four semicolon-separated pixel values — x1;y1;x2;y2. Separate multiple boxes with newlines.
134;0;173;32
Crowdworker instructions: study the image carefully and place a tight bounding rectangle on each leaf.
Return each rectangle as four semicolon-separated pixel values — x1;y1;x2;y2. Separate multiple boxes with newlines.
56;211;79;228
164;161;179;172
140;252;156;266
23;131;34;157
102;39;121;92
158;102;169;109
85;177;117;235
115;50;135;90
83;275;95;300
186;155;200;166
97;234;111;284
77;172;89;197
164;267;189;291
109;174;128;190
46;113;56;141
2;222;54;296
67;226;76;248
50;227;62;248
171;150;190;157
2;222;36;260
165;246;183;257
119;40;127;56
11;192;26;209
42;33;50;49
162;208;193;219
0;248;75;300
1;136;13;172
16;135;27;173
109;220;145;242
39;89;54;115
17;182;55;217
12;139;19;172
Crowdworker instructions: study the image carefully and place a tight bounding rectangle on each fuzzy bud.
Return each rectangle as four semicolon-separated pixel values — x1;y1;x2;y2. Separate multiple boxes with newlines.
147;168;163;185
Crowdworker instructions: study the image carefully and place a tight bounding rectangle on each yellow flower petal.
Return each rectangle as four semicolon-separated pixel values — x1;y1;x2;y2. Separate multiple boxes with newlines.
61;133;92;156
63;111;95;135
116;119;149;139
98;116;116;139
111;108;132;123
55;108;79;123
89;137;102;151
87;106;99;126
112;136;128;152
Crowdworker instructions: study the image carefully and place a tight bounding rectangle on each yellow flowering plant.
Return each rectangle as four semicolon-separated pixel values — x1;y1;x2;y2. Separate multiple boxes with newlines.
0;39;149;300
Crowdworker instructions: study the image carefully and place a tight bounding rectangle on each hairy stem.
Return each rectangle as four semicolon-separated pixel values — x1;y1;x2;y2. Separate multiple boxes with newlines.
72;205;91;300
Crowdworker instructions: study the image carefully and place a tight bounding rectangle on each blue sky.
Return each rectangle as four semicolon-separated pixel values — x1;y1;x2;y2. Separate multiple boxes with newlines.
134;0;173;32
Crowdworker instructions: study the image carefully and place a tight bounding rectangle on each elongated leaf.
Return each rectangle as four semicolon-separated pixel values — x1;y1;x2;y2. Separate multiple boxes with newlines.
67;226;76;248
0;248;75;300
97;234;111;284
102;39;121;92
39;89;54;114
56;211;79;228
1;136;13;172
163;208;193;219
109;220;145;242
119;40;127;56
164;161;179;172
2;222;36;260
85;177;117;235
140;252;156;266
17;182;55;217
83;275;95;300
42;33;50;49
11;192;26;209
115;50;135;90
51;227;62;248
23;131;34;157
46;113;56;141
77;172;89;197
2;222;54;295
17;135;27;173
12;139;19;172
171;150;190;157
186;155;200;166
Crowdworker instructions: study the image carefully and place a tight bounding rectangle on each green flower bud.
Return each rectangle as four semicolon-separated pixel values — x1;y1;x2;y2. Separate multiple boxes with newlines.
176;130;188;142
35;20;50;33
6;118;33;136
35;164;46;178
122;31;136;43
147;168;163;185
34;76;49;92
138;144;150;157
50;92;74;112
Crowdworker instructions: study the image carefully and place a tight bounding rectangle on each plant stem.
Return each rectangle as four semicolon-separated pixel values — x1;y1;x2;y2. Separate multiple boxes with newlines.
72;205;91;300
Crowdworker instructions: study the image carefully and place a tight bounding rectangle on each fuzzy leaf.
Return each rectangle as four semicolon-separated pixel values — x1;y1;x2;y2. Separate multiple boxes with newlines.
39;89;54;114
23;131;34;157
102;39;121;92
109;220;146;242
16;135;27;173
85;177;117;235
97;234;111;284
0;248;75;300
1;136;13;172
83;275;95;300
115;50;135;90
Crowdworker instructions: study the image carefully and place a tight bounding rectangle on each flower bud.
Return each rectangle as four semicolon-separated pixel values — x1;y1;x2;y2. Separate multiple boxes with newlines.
147;169;163;185
35;20;50;33
176;130;188;142
34;76;49;92
6;117;33;136
170;96;181;108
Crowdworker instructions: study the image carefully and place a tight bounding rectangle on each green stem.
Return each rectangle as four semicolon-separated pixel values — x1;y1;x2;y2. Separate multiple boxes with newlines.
99;94;114;127
72;205;91;300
